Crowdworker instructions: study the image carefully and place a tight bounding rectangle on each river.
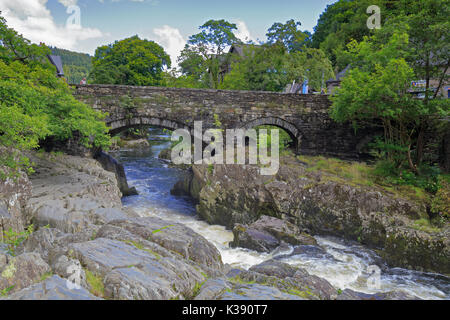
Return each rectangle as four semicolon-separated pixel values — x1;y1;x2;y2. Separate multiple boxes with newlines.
111;128;449;300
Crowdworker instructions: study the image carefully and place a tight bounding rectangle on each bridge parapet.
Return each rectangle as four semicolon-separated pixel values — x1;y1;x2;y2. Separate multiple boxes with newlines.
74;84;375;159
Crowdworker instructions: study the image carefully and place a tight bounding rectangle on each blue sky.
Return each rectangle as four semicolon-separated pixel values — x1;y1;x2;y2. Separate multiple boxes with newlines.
0;0;336;67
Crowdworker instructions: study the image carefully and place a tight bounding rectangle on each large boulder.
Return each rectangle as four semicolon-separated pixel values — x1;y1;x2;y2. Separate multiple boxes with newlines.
231;215;317;253
101;217;224;272
24;152;136;233
68;238;207;300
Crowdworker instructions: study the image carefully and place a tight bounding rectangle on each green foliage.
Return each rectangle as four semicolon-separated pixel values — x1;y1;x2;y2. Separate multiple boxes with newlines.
85;269;105;298
0;15;111;176
266;19;311;52
330;25;448;174
1;224;34;256
311;0;386;68
91;36;170;86
256;126;293;152
220;44;333;92
179;19;240;89
431;176;450;219
0;286;14;297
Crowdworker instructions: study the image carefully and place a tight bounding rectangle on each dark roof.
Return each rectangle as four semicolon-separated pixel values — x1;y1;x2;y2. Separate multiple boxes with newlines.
229;44;259;57
47;55;64;77
326;64;350;84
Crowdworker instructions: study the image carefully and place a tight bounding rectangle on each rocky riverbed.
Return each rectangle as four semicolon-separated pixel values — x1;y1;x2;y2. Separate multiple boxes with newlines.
0;142;448;300
171;156;450;276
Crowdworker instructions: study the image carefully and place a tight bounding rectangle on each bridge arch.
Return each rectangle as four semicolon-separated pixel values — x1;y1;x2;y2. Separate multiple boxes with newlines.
108;116;191;136
240;117;302;153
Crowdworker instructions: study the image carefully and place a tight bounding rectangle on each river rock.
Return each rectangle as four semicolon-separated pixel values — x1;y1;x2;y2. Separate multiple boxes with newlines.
336;288;420;300
231;215;317;253
68;238;206;300
24;152;134;233
0;252;51;294
104;217;224;271
94;151;138;196
4;275;100;300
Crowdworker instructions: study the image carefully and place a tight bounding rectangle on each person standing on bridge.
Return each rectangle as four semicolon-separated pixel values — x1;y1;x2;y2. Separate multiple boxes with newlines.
80;77;87;85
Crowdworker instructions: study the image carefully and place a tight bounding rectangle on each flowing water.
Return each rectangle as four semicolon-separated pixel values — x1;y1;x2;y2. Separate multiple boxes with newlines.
112;128;449;300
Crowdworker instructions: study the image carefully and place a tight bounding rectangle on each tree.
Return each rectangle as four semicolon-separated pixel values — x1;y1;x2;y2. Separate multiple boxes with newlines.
286;48;334;92
0;14;110;178
90;36;170;86
330;27;448;174
179;19;240;89
311;0;387;68
266;19;311;52
220;43;289;92
221;44;334;93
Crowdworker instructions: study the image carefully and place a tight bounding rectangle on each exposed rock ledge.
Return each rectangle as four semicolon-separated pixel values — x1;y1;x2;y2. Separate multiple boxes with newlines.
171;159;449;275
0;152;423;300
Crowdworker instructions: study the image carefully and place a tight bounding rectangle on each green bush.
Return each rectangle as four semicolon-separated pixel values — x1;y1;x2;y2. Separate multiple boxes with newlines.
0;15;111;178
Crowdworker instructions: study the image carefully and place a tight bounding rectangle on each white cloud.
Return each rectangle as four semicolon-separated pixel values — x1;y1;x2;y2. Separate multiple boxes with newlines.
151;25;186;69
233;20;256;43
58;0;78;7
0;0;103;51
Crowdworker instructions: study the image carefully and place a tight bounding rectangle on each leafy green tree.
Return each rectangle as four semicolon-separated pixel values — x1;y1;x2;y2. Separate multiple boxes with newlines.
179;19;240;89
0;15;110;178
266;19;311;52
311;0;386;68
286;48;334;92
90;36;170;86
330;27;448;173
220;43;288;92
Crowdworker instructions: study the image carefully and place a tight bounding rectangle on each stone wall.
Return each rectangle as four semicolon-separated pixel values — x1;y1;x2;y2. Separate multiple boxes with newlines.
75;84;377;159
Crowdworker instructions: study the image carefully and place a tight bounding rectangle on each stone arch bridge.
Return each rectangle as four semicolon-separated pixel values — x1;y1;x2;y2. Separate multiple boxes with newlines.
74;84;374;158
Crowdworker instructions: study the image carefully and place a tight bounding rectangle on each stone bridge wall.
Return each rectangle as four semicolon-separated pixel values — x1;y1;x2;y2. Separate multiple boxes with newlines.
74;84;376;159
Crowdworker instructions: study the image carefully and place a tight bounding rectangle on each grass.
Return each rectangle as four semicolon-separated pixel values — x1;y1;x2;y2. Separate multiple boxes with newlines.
295;155;434;204
40;272;53;282
412;218;442;233
0;286;14;297
123;240;162;260
85;269;105;298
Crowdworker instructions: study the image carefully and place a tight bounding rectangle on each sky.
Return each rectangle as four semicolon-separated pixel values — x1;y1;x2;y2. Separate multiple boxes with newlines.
0;0;337;67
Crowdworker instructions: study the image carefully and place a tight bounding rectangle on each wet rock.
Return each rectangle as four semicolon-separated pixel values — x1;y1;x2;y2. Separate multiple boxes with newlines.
4;275;100;300
94;151;138;196
0;252;51;294
231;216;317;253
336;288;420;300
247;260;337;300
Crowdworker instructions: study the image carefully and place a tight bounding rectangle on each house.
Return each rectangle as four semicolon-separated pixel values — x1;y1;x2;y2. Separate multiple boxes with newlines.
325;65;350;94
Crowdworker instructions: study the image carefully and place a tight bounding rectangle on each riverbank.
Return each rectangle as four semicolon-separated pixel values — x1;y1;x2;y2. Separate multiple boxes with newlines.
171;153;450;275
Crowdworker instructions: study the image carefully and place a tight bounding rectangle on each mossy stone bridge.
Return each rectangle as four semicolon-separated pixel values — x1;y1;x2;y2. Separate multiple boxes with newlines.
74;84;374;158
